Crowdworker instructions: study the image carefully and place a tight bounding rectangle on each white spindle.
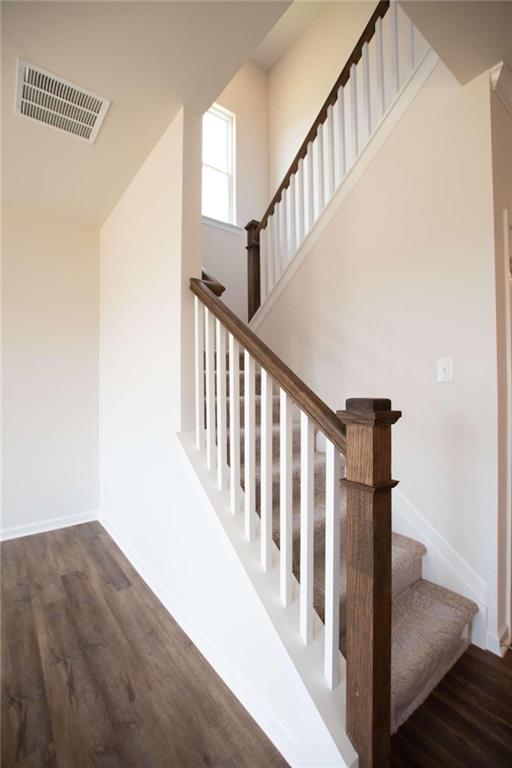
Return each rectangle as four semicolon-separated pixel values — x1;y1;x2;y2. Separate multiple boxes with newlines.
265;220;273;300
314;128;325;220
281;190;289;270
261;368;273;572
288;175;297;258
296;157;305;246
272;204;280;286
350;63;359;162
229;334;241;515
216;320;227;490
300;412;314;644
375;16;386;117
260;226;268;302
280;389;293;606
390;0;400;95
305;143;315;234
334;87;346;187
244;351;256;541
205;308;216;473
362;41;372;137
194;297;205;450
325;105;335;202
324;440;341;689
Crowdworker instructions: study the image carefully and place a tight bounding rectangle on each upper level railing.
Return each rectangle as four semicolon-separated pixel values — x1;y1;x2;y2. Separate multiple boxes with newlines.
246;0;429;319
190;274;401;768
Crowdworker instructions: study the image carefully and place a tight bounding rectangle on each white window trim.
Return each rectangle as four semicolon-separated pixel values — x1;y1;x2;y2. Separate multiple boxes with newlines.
202;103;236;225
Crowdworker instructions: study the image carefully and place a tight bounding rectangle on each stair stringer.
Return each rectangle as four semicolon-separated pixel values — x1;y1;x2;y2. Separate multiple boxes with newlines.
178;430;359;768
250;47;440;334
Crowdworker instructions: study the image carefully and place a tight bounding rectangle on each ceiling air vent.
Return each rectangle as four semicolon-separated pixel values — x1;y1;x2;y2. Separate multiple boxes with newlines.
15;60;110;143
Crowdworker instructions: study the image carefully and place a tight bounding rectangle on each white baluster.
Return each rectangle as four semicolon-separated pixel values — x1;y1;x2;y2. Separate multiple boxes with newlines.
194;296;205;451
260;226;267;302
305;143;315;234
229;334;241;515
375;16;386;118
314;128;325;220
273;204;280;287
265;220;273;300
280;389;293;606
362;41;372;138
288;175;297;260
296;157;305;246
334;87;346;187
244;350;256;541
350;63;359;162
390;0;400;96
280;190;289;271
325;105;335;202
300;412;314;644
216;320;227;490
205;308;216;473
260;368;273;572
324;440;341;690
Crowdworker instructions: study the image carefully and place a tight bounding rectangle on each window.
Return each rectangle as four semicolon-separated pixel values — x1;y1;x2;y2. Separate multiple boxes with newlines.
202;104;235;224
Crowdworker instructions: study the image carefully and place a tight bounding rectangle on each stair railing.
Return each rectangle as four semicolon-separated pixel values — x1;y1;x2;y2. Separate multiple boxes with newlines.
191;274;401;768
246;0;428;319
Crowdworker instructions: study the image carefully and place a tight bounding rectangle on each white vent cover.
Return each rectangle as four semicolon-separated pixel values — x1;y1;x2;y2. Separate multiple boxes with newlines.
15;60;110;143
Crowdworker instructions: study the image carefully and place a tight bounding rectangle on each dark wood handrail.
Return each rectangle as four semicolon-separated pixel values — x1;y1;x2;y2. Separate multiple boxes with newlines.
201;269;226;297
190;277;346;453
258;0;389;232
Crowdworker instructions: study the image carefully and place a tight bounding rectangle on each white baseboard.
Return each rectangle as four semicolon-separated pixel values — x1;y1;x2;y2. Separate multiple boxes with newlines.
486;624;510;657
251;48;439;334
392;489;489;649
0;509;98;541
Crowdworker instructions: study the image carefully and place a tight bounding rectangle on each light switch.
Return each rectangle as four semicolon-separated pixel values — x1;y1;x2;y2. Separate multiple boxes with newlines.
437;356;453;383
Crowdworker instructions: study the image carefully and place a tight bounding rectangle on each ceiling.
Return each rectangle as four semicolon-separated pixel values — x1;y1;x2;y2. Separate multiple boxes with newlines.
252;0;327;70
1;1;288;227
401;1;512;84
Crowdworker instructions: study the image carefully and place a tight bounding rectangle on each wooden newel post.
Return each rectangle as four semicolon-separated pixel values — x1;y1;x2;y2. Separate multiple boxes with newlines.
245;219;260;321
337;398;401;768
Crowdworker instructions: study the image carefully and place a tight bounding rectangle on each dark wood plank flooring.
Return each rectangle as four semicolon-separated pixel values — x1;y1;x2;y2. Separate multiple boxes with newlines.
392;643;512;767
1;522;289;768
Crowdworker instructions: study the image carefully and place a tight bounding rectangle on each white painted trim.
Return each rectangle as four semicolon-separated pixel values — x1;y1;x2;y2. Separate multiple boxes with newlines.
503;208;512;649
250;48;440;333
202;215;243;236
0;509;98;541
486;623;509;657
490;62;512;118
391;488;488;649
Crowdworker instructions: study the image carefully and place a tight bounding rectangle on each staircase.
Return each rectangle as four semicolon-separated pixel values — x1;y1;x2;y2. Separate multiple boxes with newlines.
192;3;479;766
190;276;478;767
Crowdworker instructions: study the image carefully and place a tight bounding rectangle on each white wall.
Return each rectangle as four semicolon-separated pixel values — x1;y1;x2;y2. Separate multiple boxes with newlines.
99;105;347;767
267;2;374;190
202;218;247;321
255;61;505;647
1;206;99;536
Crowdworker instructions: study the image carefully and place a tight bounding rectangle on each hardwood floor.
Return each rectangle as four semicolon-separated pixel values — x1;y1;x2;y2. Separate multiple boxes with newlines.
3;522;512;767
1;523;288;768
391;643;512;767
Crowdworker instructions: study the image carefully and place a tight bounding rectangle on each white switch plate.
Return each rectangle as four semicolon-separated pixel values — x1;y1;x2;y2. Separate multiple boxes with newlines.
437;356;453;383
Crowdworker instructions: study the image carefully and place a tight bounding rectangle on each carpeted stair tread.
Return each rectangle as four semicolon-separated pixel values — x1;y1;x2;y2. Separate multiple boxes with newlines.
390;578;478;731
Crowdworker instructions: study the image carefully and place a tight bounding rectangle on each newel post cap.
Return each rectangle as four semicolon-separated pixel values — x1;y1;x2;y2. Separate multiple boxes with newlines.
337;398;402;426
